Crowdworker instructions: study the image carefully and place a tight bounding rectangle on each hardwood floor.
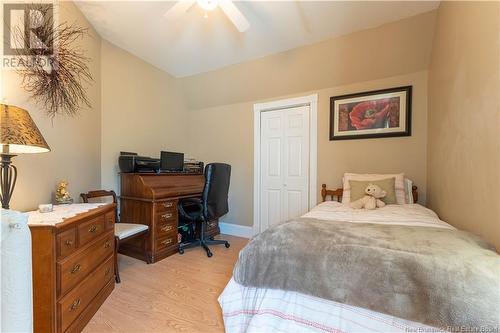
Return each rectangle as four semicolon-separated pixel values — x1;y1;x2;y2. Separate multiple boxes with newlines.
83;235;248;333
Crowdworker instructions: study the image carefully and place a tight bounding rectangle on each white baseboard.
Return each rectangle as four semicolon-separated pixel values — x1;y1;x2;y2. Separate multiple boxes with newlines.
219;222;253;239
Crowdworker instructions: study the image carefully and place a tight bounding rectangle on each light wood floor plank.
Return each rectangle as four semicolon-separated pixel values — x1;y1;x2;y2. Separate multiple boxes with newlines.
83;235;248;333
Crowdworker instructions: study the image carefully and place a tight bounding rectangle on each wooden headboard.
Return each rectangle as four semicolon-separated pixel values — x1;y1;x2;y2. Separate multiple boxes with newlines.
321;184;418;203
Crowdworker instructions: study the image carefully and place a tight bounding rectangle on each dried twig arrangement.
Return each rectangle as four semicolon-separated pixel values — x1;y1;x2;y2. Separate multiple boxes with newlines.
12;4;93;118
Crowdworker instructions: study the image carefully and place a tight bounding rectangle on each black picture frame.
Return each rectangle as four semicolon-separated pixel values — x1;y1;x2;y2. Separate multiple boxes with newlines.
329;86;412;141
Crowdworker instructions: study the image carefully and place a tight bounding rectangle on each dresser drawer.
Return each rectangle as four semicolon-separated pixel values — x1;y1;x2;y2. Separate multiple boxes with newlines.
57;228;77;259
155;199;177;213
58;232;114;297
104;211;115;231
58;255;114;333
155;234;178;251
78;215;105;246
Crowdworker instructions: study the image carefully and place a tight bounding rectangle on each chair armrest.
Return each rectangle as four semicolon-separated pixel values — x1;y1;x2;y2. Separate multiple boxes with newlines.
180;197;202;205
178;198;203;222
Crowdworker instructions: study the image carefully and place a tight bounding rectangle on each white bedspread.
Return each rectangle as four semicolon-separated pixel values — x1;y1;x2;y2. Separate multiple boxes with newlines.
304;201;454;230
219;202;453;333
220;278;445;333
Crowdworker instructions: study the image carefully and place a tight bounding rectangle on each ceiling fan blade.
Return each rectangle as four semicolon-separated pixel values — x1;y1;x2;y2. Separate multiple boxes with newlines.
164;0;196;21
219;0;250;32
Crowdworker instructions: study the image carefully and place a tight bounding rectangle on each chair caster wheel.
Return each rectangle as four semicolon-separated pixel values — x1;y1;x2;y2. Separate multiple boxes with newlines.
225;242;230;248
179;248;184;255
207;251;213;258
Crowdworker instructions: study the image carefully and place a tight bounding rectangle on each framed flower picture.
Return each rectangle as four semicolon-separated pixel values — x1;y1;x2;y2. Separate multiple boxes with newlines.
329;86;412;140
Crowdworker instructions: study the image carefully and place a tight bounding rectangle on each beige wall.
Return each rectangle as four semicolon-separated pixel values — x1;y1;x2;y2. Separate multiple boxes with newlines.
180;10;436;110
427;2;500;250
100;40;189;193
0;2;101;211
182;12;437;227
187;71;429;227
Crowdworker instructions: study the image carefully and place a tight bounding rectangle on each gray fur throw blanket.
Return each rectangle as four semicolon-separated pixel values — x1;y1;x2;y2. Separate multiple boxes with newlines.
233;218;500;332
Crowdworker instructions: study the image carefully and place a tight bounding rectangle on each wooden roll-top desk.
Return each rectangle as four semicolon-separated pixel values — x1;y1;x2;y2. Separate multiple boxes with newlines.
119;173;220;263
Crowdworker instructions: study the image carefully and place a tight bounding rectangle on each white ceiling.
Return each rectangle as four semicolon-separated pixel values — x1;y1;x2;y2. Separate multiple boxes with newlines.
75;1;439;78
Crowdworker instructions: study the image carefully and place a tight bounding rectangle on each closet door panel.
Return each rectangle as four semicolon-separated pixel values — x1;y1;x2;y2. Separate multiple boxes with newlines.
283;106;310;221
260;111;284;230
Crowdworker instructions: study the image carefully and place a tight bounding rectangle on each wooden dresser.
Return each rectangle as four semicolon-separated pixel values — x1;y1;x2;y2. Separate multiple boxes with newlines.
120;173;220;263
28;204;116;333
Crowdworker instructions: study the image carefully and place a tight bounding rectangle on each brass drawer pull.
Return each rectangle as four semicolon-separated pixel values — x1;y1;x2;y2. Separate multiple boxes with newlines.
162;202;173;208
161;225;173;232
71;264;81;274
104;241;111;248
70;298;81;311
161;213;172;220
88;225;98;233
161;239;172;246
105;267;111;275
208;222;216;228
65;240;73;247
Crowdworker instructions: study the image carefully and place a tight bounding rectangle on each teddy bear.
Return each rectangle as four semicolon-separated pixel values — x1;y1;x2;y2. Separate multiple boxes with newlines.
350;183;387;210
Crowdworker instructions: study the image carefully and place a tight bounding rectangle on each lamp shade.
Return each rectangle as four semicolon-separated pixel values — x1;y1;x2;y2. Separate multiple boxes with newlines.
0;104;50;154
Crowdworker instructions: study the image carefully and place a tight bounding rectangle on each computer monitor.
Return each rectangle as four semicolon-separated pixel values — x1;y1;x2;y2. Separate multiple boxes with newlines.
160;151;184;172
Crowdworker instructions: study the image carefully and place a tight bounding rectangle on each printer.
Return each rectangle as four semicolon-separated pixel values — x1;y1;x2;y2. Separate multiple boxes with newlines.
118;152;160;173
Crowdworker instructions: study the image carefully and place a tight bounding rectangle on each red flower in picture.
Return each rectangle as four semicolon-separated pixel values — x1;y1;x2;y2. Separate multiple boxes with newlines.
349;99;390;130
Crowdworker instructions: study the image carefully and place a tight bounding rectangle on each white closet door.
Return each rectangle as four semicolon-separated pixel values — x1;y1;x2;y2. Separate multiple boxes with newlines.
282;107;310;221
260;106;310;232
260;110;283;231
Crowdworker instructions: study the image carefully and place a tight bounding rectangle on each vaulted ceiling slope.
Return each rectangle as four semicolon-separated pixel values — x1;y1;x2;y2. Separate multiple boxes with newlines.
75;1;439;78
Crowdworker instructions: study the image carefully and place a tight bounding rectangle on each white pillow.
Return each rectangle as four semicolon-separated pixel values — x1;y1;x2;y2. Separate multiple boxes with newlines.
342;173;406;205
404;178;414;204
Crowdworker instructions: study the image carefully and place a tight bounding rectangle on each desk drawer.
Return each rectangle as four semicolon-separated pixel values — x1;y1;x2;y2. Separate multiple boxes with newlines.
78;215;105;247
58;255;114;333
58;232;114;297
57;228;77;259
155;234;178;252
155;199;177;213
155;210;177;225
206;220;218;233
156;220;177;238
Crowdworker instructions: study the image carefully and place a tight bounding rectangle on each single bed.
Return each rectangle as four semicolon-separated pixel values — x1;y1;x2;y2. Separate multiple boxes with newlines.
219;180;499;333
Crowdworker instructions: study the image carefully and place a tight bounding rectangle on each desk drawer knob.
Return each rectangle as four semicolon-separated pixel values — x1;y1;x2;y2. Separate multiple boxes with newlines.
104;241;111;248
161;225;173;232
161;239;172;246
65;240;73;247
161;213;172;220
163;202;173;208
71;264;81;274
88;225;98;233
70;298;81;311
105;267;111;276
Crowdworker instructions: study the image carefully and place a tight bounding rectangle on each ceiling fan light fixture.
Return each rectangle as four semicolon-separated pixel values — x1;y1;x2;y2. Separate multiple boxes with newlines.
197;0;218;11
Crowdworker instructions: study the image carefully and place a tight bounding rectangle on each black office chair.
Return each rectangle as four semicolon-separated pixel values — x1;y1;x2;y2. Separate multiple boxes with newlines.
178;163;231;257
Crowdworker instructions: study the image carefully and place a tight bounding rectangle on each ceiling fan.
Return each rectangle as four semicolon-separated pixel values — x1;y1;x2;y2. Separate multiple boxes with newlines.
164;0;250;32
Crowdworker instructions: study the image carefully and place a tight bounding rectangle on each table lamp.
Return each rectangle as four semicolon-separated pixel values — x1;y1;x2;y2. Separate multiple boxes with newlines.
0;104;50;209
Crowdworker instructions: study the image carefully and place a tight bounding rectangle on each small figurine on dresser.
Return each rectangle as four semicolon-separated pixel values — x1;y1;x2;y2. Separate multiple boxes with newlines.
55;180;73;204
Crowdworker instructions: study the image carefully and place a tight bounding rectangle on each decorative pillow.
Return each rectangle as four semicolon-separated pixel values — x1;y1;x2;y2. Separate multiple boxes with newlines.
342;173;406;204
404;178;414;204
349;178;397;204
